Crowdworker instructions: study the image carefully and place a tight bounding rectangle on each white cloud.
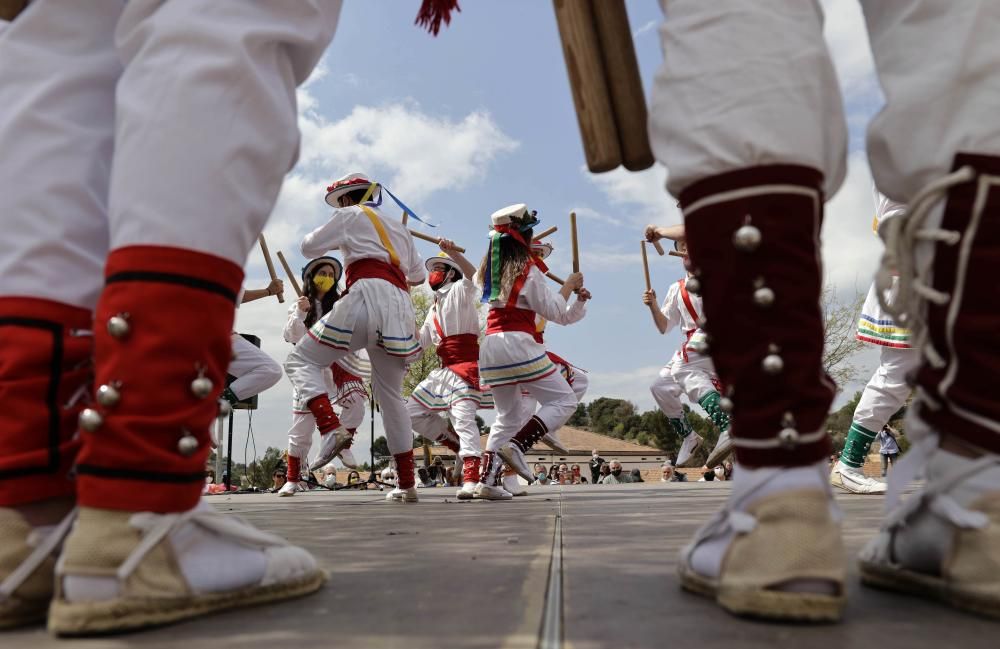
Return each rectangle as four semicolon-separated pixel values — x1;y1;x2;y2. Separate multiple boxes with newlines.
820;0;879;99
633;19;658;39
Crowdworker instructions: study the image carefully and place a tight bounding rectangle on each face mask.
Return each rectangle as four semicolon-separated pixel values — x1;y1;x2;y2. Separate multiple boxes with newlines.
313;276;334;292
429;270;447;290
611;469;622;476
536;472;547;480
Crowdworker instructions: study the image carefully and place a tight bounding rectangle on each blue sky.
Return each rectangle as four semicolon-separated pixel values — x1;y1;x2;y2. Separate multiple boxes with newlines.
233;0;889;460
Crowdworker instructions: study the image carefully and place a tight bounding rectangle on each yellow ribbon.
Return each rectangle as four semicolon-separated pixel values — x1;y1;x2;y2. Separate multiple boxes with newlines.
359;204;401;268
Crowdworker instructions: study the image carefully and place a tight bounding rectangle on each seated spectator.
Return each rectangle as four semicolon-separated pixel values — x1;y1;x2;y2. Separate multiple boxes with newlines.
630;468;644;483
698;469;716;482
661;462;687;482
723;461;734;481
417;467;436;488
269;468;287;493
713;465;727;481
321;463;339;489
570;464;583;485
548;465;559;483
380;467;397;486
535;464;551;485
556;464;571;484
600;460;632;484
597;462;611;483
431;457;447;485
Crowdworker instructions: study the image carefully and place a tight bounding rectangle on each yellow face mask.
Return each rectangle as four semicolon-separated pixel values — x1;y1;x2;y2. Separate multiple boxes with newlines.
313;276;335;292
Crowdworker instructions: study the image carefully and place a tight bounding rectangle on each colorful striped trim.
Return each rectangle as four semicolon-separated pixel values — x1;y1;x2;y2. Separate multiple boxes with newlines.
481;353;557;387
411;385;490;410
307;327;350;350
856;334;911;349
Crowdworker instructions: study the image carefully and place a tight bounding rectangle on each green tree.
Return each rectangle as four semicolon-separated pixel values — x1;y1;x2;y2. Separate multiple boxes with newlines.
822;285;866;390
402;289;440;397
371;436;390;470
587;397;637;434
567;403;589;428
245;446;285;489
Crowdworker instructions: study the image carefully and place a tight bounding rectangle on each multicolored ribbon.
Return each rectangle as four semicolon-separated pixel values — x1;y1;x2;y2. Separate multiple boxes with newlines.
360;182;437;227
480;223;548;303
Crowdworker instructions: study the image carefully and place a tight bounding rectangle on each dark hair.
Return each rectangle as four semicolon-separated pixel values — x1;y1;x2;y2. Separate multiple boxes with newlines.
477;227;534;303
702;470;715;481
339;188;370;206
303;263;341;328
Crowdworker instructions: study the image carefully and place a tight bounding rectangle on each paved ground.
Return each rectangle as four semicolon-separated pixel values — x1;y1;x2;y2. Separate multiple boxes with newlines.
7;482;997;648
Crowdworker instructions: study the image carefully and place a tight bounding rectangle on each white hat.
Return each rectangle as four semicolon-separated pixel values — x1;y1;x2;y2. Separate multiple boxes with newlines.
530;241;553;260
301;256;343;283
325;172;378;208
490;203;532;226
424;252;463;277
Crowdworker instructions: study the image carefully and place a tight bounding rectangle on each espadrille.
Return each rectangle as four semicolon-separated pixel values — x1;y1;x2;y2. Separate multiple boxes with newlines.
48;503;324;636
0;509;75;629
678;489;846;622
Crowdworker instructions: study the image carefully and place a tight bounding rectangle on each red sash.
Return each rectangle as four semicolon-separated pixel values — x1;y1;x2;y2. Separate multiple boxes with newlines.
436;334;481;390
345;258;407;292
678;278;701;362
485;265;537;335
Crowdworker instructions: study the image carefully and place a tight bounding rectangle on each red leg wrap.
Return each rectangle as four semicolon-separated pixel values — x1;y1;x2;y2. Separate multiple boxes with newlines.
915;154;1000;454
394;450;415;489
76;246;243;512
307;394;341;434
287;454;302;482
462;455;481;484
681;165;834;467
0;298;92;506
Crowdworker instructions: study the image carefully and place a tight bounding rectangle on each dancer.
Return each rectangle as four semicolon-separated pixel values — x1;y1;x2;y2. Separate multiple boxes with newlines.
642;229;730;468
284;173;425;503
649;0;1000;622
279;256;371;496
476;204;584;500
222;280;286;408
407;241;493;500
830;190;918;495
0;1;339;635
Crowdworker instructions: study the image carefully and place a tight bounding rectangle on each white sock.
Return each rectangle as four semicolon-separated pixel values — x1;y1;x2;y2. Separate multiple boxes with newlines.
689;459;832;580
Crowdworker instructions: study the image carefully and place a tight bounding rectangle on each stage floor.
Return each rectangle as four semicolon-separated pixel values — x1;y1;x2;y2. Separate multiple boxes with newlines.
10;482;997;648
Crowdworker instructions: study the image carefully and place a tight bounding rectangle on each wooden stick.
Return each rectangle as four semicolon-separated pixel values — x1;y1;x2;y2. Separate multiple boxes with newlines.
590;0;654;171
546;271;565;285
409;229;465;254
552;0;622;172
570;211;580;273
651;240;665;256
668;250;685;259
641;242;651;291
258;234;284;303
0;1;28;21
535;225;559;241
276;251;303;297
401;211;408;226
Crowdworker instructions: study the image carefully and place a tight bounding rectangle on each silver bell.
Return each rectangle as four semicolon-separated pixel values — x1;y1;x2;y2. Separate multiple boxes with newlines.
762;353;784;374
79;408;103;432
778;427;799;448
106;314;130;339
753;287;775;307
686;277;702;295
96;383;121;407
177;434;199;456
190;376;214;399
217;398;232;418
733;224;762;252
719;397;734;413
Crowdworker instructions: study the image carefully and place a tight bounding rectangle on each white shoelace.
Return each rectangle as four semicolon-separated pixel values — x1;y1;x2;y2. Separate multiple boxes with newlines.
116;508;287;583
876;166;975;353
0;510;77;601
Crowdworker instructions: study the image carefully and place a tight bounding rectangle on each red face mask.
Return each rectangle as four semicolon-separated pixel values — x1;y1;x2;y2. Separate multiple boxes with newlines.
429;270;447;289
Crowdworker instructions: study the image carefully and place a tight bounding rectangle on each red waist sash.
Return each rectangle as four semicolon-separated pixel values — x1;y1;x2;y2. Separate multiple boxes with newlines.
345;258;407;292
486;307;537;335
330;364;362;387
436;333;481;390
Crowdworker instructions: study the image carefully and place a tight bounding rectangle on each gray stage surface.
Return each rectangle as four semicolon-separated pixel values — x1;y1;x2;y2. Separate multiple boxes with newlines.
8;482;997;648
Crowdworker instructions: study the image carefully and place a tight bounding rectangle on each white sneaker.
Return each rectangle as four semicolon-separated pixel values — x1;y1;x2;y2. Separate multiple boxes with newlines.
456;482;477;500
677;432;704;467
277;480;308;497
704;431;732;468
309;427;352;471
502;474;527;496
50;503;323;636
385;486;418;503
473;483;513;501
830;462;886;495
498;444;533;484
859;447;1000;618
540;432;569;455
338;447;358;469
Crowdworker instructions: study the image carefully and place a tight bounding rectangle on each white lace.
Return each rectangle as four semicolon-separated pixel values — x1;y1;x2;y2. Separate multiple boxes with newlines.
116;508;287;583
0;510;77;600
876;167;975;352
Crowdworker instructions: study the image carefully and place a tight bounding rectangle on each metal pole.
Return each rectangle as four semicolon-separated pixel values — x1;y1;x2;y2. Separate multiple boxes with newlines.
214;418;225;483
225;409;234;490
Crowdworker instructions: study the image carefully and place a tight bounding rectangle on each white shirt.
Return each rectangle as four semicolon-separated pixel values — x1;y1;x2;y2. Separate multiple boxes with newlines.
301;204;425;285
283;298;323;344
873;184;906;235
486;266;576;325
536;297;586;335
659;276;702;334
418;277;481;349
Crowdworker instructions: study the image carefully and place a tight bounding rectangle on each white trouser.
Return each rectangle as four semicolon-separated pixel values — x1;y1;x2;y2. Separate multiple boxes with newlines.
519;370;589;425
650;0;1000;202
286;307;411;456
486;374;577;453
0;0;341;306
670;355;719;404
286;396;364;461
853;345;918;432
650;367;685;419
228;334;282;401
406;398;482;459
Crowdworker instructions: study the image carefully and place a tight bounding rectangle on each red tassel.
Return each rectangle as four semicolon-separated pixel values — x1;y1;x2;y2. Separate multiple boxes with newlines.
415;0;460;36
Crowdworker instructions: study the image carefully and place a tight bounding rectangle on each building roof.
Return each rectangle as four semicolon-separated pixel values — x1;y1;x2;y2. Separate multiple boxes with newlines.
425;426;665;458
